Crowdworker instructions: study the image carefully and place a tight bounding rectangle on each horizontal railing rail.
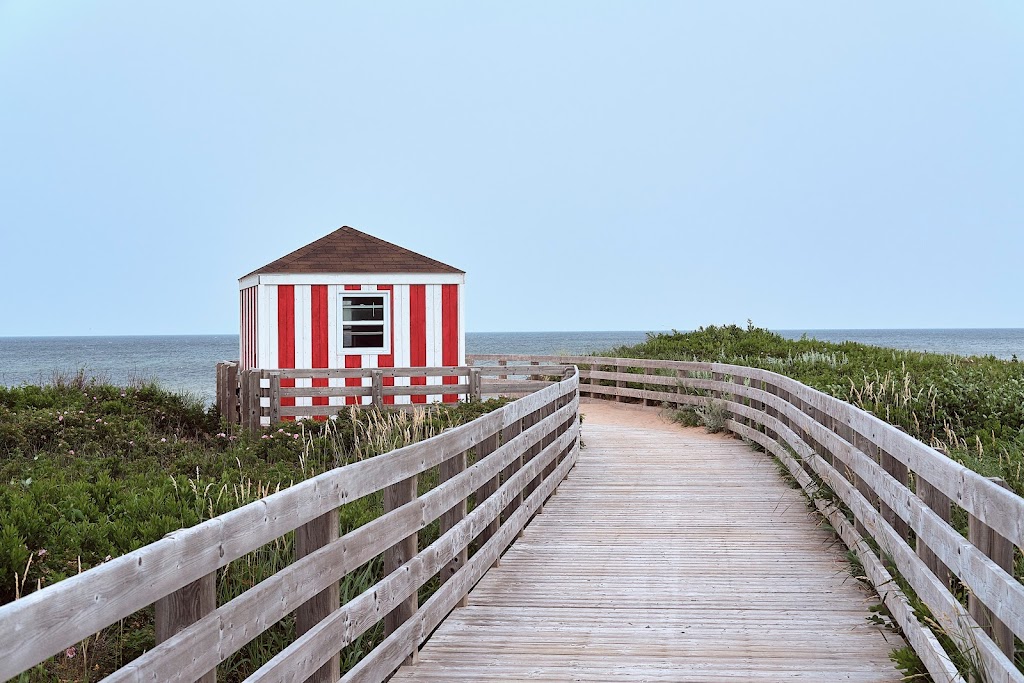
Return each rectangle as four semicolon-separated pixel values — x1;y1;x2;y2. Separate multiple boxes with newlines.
218;362;567;429
469;354;1024;683
0;366;581;683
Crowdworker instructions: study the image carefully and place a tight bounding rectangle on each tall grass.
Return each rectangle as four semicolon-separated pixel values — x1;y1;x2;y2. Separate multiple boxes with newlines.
0;377;507;681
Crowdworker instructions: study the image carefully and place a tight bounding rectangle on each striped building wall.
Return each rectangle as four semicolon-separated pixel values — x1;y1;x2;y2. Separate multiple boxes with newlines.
240;286;258;370
240;282;464;407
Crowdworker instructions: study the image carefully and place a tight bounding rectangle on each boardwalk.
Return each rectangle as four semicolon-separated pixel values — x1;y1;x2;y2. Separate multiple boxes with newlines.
392;401;903;682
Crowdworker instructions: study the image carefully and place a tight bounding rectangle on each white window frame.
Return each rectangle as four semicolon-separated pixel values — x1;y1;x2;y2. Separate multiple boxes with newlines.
338;291;391;355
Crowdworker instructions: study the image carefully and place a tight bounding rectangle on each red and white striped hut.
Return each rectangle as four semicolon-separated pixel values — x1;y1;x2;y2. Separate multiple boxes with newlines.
238;226;465;407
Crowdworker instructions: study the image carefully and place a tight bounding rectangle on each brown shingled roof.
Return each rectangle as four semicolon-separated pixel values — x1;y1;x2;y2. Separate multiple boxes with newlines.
243;226;464;277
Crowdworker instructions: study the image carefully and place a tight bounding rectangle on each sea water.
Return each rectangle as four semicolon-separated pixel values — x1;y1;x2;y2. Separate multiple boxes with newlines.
1;330;1021;405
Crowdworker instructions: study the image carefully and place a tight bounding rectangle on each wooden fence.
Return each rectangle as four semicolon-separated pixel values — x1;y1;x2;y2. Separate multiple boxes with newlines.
470;354;1024;683
0;366;581;683
216;362;567;429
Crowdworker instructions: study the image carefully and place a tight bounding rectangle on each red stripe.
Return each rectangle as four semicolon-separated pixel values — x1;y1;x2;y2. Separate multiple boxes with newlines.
377;285;395;405
410;284;427;404
278;285;295;421
442;284;458;402
311;285;329;420
344;285;361;291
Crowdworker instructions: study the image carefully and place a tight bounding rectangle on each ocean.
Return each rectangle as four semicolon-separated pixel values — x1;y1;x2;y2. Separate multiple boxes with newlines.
1;329;1021;405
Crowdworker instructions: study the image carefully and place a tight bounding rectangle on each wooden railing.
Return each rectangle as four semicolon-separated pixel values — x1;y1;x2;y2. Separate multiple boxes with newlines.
216;362;568;429
0;366;580;682
470;354;1024;683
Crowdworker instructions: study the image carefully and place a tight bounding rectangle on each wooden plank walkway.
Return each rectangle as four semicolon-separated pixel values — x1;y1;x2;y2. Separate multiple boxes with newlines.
391;401;904;682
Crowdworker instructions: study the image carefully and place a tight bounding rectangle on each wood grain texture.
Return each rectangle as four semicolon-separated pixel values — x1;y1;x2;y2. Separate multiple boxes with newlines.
391;402;904;682
294;511;340;683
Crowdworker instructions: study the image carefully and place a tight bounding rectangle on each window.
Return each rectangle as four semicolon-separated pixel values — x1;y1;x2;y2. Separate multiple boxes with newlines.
340;292;391;353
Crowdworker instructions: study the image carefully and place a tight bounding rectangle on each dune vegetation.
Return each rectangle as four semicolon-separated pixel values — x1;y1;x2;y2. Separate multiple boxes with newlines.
0;372;506;681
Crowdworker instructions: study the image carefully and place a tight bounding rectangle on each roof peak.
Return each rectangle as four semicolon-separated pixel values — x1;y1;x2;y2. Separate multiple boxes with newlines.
243;226;464;278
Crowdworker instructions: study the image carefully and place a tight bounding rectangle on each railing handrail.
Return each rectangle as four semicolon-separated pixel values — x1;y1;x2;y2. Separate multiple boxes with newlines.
0;366;582;682
219;362;571;428
469;353;1024;683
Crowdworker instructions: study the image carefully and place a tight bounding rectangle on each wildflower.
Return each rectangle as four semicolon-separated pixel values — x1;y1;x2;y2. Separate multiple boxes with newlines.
216;432;227;438
104;555;112;562
292;434;300;440
96;418;103;423
69;450;75;455
229;436;237;441
65;647;76;659
160;438;167;443
129;440;134;446
58;415;64;422
78;410;85;414
120;392;126;397
278;428;285;433
37;549;47;558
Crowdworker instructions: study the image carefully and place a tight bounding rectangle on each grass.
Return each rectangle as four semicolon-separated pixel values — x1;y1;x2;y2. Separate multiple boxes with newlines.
0;375;509;681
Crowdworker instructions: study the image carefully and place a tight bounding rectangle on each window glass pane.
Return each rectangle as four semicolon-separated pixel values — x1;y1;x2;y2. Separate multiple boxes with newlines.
342;296;384;322
344;325;384;349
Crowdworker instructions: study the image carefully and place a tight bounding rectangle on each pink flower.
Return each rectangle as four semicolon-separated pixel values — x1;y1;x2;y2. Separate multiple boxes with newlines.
58;415;64;422
65;647;76;659
37;549;47;558
292;434;299;440
160;438;167;443
69;450;75;455
96;418;102;423
120;392;126;397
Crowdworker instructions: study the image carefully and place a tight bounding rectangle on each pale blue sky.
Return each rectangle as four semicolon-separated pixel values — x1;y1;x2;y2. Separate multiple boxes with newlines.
1;3;1022;335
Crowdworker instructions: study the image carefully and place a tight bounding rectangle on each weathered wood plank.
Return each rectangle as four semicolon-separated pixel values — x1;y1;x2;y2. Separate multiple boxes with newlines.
155;574;217;683
295;511;340;683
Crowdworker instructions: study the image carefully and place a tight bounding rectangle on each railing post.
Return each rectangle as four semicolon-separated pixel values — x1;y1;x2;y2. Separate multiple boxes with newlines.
615;361;624;402
968;477;1015;660
500;416;524;527
521;409;541;502
474;431;501;550
384;474;419;664
846;429;879;538
225;362;239;426
371;370;384;408
155;573;216;683
469;368;481;402
269;372;281;424
439;450;468;607
294;511;340;683
916;478;951;590
730;374;746;427
879;448;910;541
498;359;507;381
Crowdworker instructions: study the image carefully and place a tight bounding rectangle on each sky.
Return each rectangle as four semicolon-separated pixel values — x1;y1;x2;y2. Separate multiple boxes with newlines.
1;2;1022;336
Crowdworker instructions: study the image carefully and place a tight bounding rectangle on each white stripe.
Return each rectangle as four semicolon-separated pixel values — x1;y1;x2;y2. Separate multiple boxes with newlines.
425;285;441;402
394;284;410;404
295;286;311;408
